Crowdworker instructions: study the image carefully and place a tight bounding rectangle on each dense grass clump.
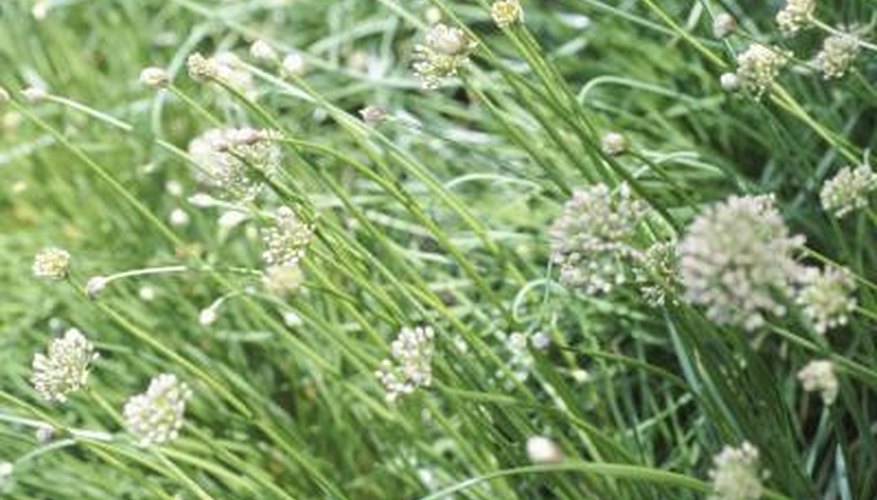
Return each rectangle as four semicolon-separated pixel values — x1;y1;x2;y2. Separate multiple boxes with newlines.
1;0;876;498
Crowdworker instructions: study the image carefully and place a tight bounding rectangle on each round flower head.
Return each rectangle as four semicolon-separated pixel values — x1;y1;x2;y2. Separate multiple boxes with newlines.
186;52;217;82
260;206;315;268
797;359;839;405
776;0;814;36
820;164;877;218
33;247;71;280
491;0;523;28
188;127;281;201
123;374;192;446
600;132;628;156
32;328;97;403
708;442;765;500
679;194;805;331
375;326;435;402
796;266;856;334
734;43;791;98
413;23;477;89
817;32;860;79
550;183;649;295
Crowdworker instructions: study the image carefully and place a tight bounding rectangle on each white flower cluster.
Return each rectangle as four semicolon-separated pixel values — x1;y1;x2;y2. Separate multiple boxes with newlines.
188;127;281;201
123;374;192;446
186;52;217;81
776;0;814;36
491;0;523;28
797;359;839;405
549;184;649;295
33;247;71;280
413;24;477;89
820;164;877;218
32;328;97;402
260;206;315;268
817;32;860;79
679;195;805;331
735;44;791;98
796;266;856;334
376;326;435;402
708;441;765;500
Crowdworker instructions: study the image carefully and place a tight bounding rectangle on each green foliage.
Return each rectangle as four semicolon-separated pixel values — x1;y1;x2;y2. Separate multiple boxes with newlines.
0;0;875;498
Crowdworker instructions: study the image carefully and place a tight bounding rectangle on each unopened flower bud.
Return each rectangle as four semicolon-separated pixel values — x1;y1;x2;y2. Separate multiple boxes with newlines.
86;276;108;299
526;436;563;463
720;72;740;92
600;132;628;156
139;286;156;302
35;425;55;443
140;67;170;88
359;106;387;125
169;208;190;227
250;40;278;62
281;52;306;78
712;13;736;38
22;87;48;103
199;307;218;326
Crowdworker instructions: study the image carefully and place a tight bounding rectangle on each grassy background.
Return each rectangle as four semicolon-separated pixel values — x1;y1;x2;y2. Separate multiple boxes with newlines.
1;0;875;498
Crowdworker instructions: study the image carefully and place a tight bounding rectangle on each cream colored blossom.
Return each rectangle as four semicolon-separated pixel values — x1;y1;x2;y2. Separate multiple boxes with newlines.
375;326;435;402
679;195;805;330
776;0;814;35
708;442;765;500
817;33;860;79
491;0;523;28
32;328;97;403
33;247;71;280
797;360;839;405
735;44;791;98
123;374;192;446
413;24;477;89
